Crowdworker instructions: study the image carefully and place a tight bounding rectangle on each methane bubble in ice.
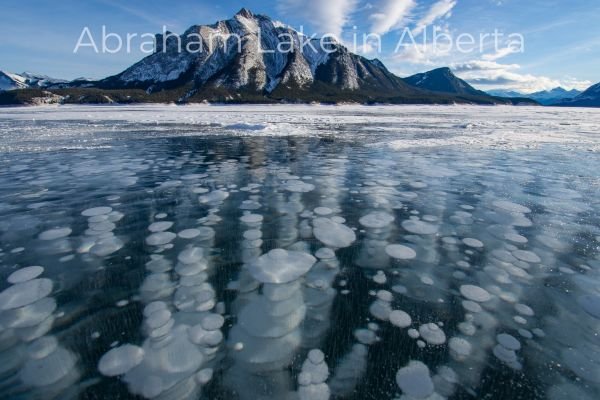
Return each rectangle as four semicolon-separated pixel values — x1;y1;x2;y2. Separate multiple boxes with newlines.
178;229;201;239
98;345;144;377
312;218;356;249
385;244;417;260
389;310;412;328
492;200;531;214
39;228;72;241
8;266;44;284
148;221;174;232
401;220;437;235
247;249;316;284
419;323;447;345
315;248;335;259
82;207;113;217
146;232;177;246
449;337;472;361
512;250;541;263
359;212;394;228
396;361;435;399
497;333;521;351
0;278;53;310
462;238;484;248
460;285;492;302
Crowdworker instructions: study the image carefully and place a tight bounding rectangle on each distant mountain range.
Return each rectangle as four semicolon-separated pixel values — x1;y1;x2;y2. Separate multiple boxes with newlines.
488;87;583;105
0;9;596;107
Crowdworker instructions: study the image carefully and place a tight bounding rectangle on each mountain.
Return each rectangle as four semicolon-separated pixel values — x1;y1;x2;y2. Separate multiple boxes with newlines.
77;9;514;105
3;9;530;105
487;87;582;105
403;67;487;97
93;8;420;103
487;89;525;98
0;71;29;91
553;82;600;107
0;70;67;91
528;87;581;105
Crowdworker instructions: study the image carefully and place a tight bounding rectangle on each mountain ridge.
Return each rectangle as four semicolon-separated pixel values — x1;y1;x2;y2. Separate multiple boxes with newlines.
1;9;536;106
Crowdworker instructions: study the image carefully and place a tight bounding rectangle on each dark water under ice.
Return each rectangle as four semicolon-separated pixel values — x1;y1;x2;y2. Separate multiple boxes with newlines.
0;118;599;400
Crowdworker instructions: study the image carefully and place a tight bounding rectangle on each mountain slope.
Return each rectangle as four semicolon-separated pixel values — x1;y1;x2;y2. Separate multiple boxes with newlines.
403;68;487;96
0;71;29;91
554;83;600;107
4;9;530;105
81;9;512;105
96;9;418;101
0;71;67;91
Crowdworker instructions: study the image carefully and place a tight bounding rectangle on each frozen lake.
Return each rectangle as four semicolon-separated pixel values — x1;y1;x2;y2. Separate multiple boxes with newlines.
0;105;599;400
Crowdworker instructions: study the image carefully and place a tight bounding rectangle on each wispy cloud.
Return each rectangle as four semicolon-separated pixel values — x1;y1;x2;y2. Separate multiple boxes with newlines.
277;0;358;38
413;0;457;35
369;0;416;35
452;59;590;93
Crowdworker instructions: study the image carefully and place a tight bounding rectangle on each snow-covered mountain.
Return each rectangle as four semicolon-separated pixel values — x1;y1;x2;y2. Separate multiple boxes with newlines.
489;87;581;105
0;70;67;91
403;68;487;97
97;8;417;101
554;82;600;107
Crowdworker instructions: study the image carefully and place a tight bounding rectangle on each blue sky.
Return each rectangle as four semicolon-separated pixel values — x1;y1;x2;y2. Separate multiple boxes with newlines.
1;0;599;92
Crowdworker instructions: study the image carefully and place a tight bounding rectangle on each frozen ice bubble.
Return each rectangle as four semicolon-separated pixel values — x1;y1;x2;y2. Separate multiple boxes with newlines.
315;247;335;259
39;228;72;241
146;232;176;246
512;250;541;263
401;220;437;235
460;285;491;302
243;229;262;241
462;238;484;248
240;214;263;224
419;323;447;345
313;218;356;248
493;344;517;363
178;229;201;239
178;247;204;264
448;337;472;360
248;249;316;284
395;361;435;399
201;314;225;331
314;207;333;216
385;244;417;260
82;207;113;217
359;211;395;229
492;200;531;214
196;368;214;385
148;221;174;232
0;278;53;310
98;345;144;376
497;333;521;351
514;303;535;317
389;310;412;328
8;266;44;284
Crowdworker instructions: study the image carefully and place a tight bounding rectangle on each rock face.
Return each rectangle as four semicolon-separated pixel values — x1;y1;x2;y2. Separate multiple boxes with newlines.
403;67;487;96
94;9;445;103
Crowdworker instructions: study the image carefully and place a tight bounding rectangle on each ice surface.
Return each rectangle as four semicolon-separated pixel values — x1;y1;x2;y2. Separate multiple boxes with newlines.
0;104;599;400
